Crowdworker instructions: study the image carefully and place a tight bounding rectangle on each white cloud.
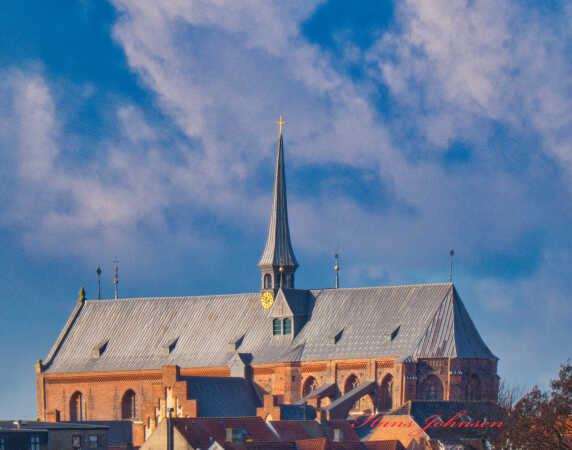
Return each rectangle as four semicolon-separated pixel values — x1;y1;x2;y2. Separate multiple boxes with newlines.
2;0;570;278
0;0;570;394
367;0;572;176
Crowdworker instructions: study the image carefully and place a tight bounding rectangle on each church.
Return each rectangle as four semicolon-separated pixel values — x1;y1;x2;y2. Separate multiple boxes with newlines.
35;119;499;443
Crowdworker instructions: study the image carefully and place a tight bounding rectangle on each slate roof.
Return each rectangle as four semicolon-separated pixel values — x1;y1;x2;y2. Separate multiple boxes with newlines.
0;421;108;431
295;383;338;405
258;133;298;269
323;381;376;413
268;420;361;442
180;376;261;417
42;283;496;374
80;421;133;446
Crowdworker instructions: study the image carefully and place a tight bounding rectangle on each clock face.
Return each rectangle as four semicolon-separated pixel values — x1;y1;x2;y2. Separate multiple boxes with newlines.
261;291;274;309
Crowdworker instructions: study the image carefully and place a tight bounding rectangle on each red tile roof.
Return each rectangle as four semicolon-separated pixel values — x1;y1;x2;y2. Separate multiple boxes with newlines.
173;417;277;448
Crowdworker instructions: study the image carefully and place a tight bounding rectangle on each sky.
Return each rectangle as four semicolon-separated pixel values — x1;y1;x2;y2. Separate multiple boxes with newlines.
0;0;571;419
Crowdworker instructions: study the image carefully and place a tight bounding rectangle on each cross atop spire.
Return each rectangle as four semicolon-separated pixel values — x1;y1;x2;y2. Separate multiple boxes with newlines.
275;115;287;137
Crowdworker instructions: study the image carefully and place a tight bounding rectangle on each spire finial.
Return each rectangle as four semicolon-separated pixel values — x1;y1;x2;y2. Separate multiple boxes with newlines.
78;286;86;304
96;266;102;300
449;249;455;282
275;115;287;136
334;252;340;289
113;258;119;299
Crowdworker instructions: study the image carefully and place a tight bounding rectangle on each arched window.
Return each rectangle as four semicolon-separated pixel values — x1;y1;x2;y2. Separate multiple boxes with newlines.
344;374;359;394
283;318;292;335
302;376;318;397
273;319;281;335
467;375;481;401
69;391;84;421
121;390;137;419
420;375;443;400
379;374;393;411
263;274;272;289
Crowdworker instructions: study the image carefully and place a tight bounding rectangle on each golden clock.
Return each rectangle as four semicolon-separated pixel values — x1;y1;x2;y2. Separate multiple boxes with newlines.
261;291;274;309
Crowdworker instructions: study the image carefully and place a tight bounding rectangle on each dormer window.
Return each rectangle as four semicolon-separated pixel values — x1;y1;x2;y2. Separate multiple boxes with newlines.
162;337;178;356
273;317;293;335
283;318;292;334
91;340;108;359
273;319;282;335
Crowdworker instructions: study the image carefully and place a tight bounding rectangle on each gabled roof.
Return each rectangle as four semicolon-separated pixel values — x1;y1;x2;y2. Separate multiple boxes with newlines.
42;283;496;374
258;133;298;269
173;417;277;449
270;289;312;317
268;420;360;443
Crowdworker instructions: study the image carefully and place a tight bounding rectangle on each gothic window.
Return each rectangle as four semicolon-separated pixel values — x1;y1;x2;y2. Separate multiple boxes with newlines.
283;318;292;334
273;319;281;335
344;374;359;394
451;384;464;400
420;375;443;400
121;389;137;419
302;376;318;397
379;374;394;411
467;375;481;401
264;274;272;289
70;391;84;421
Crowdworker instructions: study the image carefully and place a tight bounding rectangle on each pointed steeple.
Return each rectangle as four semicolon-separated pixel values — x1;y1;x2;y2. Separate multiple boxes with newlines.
258;116;298;290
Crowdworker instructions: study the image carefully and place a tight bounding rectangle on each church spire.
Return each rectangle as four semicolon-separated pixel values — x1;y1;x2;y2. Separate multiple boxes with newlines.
258;116;298;290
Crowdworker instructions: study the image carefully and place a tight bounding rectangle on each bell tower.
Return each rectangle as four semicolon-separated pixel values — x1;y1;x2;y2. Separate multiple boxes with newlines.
258;116;298;291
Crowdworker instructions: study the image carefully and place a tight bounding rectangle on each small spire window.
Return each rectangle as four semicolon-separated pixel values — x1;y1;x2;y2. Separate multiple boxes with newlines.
263;274;272;289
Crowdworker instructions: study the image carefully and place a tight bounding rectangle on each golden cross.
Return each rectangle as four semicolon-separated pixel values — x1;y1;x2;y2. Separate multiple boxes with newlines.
275;115;287;136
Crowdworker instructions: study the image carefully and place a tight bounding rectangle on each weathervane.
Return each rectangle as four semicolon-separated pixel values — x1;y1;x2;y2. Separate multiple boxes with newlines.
334;252;340;289
96;266;102;300
449;249;454;282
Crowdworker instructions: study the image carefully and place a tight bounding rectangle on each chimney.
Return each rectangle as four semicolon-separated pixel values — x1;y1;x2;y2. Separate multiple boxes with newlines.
333;428;343;442
167;408;174;450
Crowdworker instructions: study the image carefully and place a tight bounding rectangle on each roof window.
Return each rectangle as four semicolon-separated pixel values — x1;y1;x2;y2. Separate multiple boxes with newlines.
91;340;108;359
162;337;178;356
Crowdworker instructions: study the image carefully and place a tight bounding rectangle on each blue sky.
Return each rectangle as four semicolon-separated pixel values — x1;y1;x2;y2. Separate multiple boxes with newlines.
1;0;571;419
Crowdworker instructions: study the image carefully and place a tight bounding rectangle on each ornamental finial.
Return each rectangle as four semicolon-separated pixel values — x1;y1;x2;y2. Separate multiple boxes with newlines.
275;115;287;136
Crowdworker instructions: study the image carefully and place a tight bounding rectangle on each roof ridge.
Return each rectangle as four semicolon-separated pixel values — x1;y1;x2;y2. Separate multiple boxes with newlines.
313;282;454;291
83;283;454;303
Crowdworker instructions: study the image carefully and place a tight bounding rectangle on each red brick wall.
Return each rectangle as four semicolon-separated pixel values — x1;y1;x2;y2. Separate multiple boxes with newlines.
38;356;498;443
